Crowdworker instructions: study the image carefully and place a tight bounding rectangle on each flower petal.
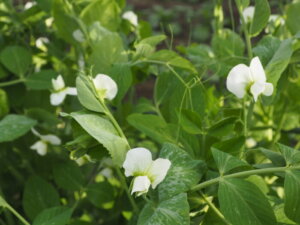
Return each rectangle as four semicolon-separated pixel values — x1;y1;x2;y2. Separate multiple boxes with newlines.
250;82;265;102
249;57;266;83
131;176;151;196
148;158;171;188
122;11;138;26
30;140;47;156
263;82;274;96
50;91;67;106
93;74;118;100
226;64;252;98
65;87;77;96
242;6;255;22
72;29;85;43
123;148;153;177
41;135;61;145
52;75;65;91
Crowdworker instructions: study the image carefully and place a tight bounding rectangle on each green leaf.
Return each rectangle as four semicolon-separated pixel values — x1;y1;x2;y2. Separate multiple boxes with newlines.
134;35;166;58
212;136;245;156
70;111;128;166
211;148;249;175
245;175;269;195
53;161;84;191
274;204;296;225
52;0;78;43
178;109;203;135
0;46;32;76
276;143;300;166
80;0;121;31
127;113;176;144
284;170;300;223
218;178;277;225
88;23;127;74
250;0;271;36
26;70;57;90
23;176;60;220
33;206;73;225
208;117;237;138
76;75;104;113
0;114;36;142
86;181;115;209
286;2;300;35
266;39;293;88
158;143;205;201
259;147;285;167
148;50;197;73
137;193;190;225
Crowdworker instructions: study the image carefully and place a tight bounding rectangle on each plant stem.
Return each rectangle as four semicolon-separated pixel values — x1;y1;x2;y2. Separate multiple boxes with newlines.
5;204;30;225
0;79;25;88
200;192;231;225
191;166;300;192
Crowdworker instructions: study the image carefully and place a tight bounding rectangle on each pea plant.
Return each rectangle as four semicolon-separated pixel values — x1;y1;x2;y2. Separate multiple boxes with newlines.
0;0;300;224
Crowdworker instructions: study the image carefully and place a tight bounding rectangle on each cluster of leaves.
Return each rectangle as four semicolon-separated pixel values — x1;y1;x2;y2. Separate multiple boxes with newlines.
0;0;300;225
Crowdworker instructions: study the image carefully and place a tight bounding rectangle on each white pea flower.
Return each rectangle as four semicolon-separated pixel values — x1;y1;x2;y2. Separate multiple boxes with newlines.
122;11;138;27
72;29;85;43
30;129;61;156
92;74;118;100
45;17;54;27
242;6;255;23
35;37;49;51
24;1;36;10
226;57;273;101
50;75;77;106
123;148;171;197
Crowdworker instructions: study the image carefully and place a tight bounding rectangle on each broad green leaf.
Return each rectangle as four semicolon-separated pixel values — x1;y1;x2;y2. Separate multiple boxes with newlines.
218;178;277;225
259;147;285;167
52;0;78;43
127;113;176;144
0;46;32;76
33;206;73;225
26;108;60;127
286;2;300;35
26;70;57;90
178;109;203;135
53;161;84;191
245;175;269;195
158;143;205;201
207;117;237;137
274;204;296;225
80;0;121;31
137;193;189;225
148;50;197;73
88;23;127;74
266;39;293;88
76;75;104;112
23;176;60;220
212;136;245;156
211;148;249;175
250;0;271;36
70;111;128;166
86;181;115;209
0;89;9;118
284;170;300;223
277;143;300;166
0;114;36;142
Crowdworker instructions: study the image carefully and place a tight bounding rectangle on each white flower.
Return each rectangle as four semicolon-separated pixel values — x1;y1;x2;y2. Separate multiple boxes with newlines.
45;17;54;27
35;37;49;51
123;148;171;196
226;57;273;101
92;74;118;100
50;75;77;106
30;129;61;156
72;29;85;43
24;1;36;10
122;11;138;27
242;6;255;23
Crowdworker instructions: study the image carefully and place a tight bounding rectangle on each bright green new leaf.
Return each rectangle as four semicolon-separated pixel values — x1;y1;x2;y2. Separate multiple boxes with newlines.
284;170;300;224
286;2;300;35
23;176;60;220
86;181;115;209
0;114;36;142
80;0;121;31
26;70;57;90
211;148;249;175
158;143;205;201
137;193;190;225
33;206;73;225
70;111;128;166
76;75;105;113
250;0;270;36
53;161;84;191
218;178;277;225
0;46;32;77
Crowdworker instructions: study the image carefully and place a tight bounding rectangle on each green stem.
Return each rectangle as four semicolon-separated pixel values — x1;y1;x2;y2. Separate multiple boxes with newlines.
271;101;288;147
0;79;25;88
200;192;231;225
191;166;300;192
5;205;30;225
